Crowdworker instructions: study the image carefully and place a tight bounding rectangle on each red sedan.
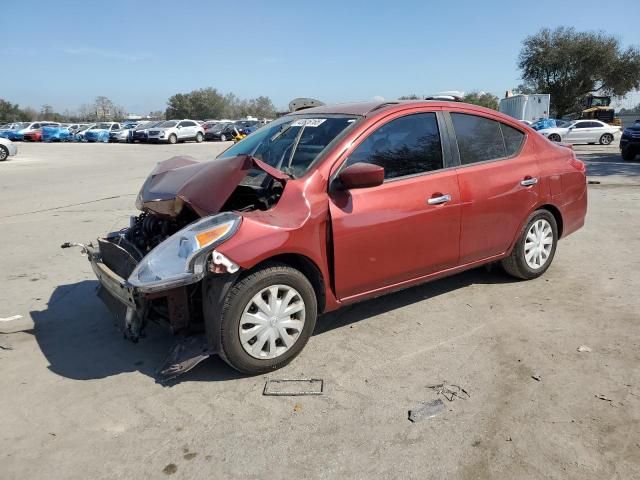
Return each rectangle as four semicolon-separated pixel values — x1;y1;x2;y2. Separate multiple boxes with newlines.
71;100;587;378
23;129;42;142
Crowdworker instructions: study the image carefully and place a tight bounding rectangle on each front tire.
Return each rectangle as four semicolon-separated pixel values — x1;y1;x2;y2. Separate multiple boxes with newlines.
622;146;636;161
501;210;558;280
220;134;226;142
599;133;613;145
195;132;203;143
218;263;317;374
0;145;8;161
168;134;177;145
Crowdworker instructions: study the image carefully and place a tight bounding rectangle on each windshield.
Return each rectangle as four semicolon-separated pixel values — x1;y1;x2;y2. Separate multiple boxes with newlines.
159;121;177;128
218;115;359;178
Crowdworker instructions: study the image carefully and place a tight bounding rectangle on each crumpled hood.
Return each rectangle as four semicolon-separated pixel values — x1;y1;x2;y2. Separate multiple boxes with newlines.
136;155;287;218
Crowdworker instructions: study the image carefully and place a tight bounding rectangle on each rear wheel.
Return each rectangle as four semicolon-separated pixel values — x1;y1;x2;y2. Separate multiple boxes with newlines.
599;133;613;145
501;210;558;280
0;145;8;161
168;134;177;144
622;146;636;161
218;263;317;374
548;133;561;142
195;132;203;143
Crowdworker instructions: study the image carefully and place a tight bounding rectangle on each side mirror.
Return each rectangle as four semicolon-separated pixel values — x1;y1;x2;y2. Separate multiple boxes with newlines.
176;125;182;129
338;162;384;190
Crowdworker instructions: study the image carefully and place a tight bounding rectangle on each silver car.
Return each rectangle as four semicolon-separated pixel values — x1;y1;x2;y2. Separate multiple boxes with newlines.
146;119;205;144
0;137;18;161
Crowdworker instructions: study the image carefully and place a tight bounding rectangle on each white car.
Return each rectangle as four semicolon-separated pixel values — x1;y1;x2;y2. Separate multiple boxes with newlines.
538;119;620;145
146;119;205;144
0;137;18;161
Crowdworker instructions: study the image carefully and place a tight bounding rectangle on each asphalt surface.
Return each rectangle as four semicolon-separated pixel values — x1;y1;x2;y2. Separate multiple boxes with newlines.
1;142;639;479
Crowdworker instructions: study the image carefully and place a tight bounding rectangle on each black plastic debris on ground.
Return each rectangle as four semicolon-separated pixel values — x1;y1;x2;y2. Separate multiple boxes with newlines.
263;379;324;396
408;399;446;422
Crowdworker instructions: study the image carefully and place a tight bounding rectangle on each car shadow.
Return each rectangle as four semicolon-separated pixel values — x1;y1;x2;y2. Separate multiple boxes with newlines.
30;267;512;385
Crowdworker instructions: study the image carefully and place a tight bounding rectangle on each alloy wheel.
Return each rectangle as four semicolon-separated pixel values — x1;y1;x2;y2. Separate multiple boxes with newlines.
600;134;613;145
524;219;553;269
239;284;306;359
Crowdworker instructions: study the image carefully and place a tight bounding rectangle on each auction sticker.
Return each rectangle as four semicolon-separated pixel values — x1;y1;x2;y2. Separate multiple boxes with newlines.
291;118;326;127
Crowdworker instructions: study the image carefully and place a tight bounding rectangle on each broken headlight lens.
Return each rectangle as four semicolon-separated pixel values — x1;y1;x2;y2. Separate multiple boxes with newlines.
127;212;241;292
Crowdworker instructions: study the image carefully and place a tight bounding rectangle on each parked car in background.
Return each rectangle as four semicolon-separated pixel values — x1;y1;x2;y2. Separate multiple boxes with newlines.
131;121;163;143
620;120;640;161
68;100;587;377
7;122;60;141
538;119;620;144
530;118;570;131
42;125;73;142
74;124;96;141
0;137;17;161
146;119;204;144
84;122;121;143
205;122;239;141
109;123;137;143
23;128;44;142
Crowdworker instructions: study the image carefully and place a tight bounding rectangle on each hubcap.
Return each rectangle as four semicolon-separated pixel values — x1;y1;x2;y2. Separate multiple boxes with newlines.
239;285;306;359
602;135;612;145
524;219;553;270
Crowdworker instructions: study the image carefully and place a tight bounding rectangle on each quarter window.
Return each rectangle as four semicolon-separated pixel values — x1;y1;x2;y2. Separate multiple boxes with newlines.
346;113;443;179
500;123;525;156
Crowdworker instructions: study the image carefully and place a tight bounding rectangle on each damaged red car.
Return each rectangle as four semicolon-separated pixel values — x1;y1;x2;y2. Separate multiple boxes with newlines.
65;101;587;379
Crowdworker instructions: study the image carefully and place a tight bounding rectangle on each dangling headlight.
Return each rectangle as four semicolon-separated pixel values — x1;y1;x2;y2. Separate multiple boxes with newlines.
128;212;241;292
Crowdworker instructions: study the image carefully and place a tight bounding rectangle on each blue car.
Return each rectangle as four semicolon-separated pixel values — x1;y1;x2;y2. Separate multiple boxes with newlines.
531;118;571;131
0;122;28;139
83;122;122;143
42;126;73;142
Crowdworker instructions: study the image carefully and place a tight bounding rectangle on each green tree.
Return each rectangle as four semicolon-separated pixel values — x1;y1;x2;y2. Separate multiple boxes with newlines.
518;27;640;117
462;92;499;110
0;99;30;122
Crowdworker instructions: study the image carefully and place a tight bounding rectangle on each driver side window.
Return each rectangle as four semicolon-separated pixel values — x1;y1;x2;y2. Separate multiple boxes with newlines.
345;113;443;180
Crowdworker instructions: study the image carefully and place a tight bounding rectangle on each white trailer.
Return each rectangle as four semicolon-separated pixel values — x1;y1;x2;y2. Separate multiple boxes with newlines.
499;94;550;123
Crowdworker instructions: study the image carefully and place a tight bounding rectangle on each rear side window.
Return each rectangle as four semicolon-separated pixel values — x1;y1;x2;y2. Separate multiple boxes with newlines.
346;113;443;179
451;113;525;164
501;123;525;156
451;113;505;164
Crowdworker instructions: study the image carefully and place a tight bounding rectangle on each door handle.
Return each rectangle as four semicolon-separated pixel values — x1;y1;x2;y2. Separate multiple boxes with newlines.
520;177;538;186
427;194;451;205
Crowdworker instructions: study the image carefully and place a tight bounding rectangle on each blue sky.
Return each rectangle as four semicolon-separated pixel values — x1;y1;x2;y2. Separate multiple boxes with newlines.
3;0;640;114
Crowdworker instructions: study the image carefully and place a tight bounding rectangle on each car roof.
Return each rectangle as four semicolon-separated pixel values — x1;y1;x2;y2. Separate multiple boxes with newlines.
288;100;505;118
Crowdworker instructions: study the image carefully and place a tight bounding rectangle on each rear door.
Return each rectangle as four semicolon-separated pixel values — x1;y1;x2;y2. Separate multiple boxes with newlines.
447;111;539;264
329;110;461;300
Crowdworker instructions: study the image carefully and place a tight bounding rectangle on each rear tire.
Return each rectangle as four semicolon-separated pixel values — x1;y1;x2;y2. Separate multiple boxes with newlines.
622;146;636;161
195;132;203;143
218;263;317;374
168;134;177;145
599;133;613;145
220;134;226;142
548;133;561;142
501;210;558;280
0;145;8;161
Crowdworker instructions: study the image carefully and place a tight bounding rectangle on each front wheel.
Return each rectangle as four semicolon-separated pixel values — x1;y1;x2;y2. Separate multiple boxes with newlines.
622;146;636;161
501;210;558;280
0;145;8;161
168;134;177;145
218;263;317;374
195;132;203;143
599;133;613;145
220;134;226;142
548;133;561;142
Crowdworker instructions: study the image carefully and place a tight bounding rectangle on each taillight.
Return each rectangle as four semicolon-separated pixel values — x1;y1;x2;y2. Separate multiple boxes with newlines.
569;156;585;173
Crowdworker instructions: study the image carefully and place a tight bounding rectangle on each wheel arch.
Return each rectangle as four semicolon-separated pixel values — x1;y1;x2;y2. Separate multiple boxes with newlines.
241;253;327;314
537;203;564;238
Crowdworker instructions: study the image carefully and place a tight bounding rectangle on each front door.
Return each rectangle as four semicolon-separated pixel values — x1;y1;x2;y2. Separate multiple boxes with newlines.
329;111;461;301
448;111;540;263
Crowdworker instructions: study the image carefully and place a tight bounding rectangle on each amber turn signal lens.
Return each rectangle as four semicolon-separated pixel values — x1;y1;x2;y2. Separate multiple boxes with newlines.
195;224;232;248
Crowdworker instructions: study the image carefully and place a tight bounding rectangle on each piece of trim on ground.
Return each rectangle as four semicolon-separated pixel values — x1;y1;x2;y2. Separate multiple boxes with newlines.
263;379;324;396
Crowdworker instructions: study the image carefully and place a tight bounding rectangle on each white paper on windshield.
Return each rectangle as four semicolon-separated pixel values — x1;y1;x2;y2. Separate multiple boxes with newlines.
291;118;326;127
